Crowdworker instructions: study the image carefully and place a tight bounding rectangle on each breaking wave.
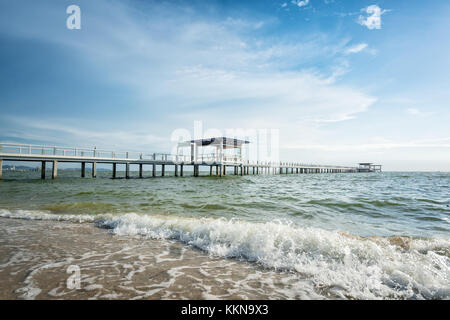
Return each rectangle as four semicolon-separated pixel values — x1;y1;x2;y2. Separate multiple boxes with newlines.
1;209;449;299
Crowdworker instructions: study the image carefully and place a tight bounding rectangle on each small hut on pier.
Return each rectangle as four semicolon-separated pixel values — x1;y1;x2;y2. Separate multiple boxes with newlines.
358;163;382;172
177;137;250;163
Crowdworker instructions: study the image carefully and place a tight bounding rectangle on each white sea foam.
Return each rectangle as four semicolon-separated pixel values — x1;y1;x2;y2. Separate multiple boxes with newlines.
1;209;449;299
0;208;111;223
97;213;450;299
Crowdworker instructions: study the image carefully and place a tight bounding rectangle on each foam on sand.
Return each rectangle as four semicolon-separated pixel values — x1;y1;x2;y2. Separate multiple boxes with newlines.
1;209;449;299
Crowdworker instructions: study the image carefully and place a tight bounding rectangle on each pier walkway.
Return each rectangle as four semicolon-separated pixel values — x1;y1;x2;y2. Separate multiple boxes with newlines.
0;142;359;180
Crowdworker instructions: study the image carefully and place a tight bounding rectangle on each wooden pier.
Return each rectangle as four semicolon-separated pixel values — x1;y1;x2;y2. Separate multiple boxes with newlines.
0;140;366;180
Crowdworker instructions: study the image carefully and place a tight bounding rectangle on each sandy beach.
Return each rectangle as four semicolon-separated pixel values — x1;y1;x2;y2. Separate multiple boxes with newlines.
0;217;316;300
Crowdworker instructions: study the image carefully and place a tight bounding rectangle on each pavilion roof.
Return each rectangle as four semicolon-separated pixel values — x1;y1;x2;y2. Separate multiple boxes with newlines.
179;137;250;149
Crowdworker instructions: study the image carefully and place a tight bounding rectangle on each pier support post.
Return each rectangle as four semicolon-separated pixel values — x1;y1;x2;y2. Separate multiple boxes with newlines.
0;159;2;180
112;163;117;179
219;165;223;177
41;161;46;179
240;165;243;176
92;162;97;178
52;161;58;179
152;164;156;177
210;166;213;176
253;167;255;175
161;164;165;177
125;163;130;179
216;165;219;176
81;162;85;178
223;165;226;176
139;164;143;178
180;165;184;177
175;165;179;177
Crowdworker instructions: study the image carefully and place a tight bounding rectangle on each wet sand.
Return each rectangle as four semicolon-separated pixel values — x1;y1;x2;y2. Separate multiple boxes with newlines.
0;217;316;300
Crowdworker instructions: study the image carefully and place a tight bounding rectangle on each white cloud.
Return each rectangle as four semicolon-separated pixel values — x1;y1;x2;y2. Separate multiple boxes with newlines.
170;66;376;125
358;5;388;30
345;43;368;54
292;0;310;8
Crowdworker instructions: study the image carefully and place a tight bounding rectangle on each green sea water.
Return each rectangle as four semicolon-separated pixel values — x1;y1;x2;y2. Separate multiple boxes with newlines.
0;171;449;237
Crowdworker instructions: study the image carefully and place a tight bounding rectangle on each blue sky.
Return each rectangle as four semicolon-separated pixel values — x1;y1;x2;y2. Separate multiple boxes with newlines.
0;0;449;170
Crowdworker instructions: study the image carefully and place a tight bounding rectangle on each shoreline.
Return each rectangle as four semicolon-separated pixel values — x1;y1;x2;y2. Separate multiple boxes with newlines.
0;217;312;300
1;214;449;300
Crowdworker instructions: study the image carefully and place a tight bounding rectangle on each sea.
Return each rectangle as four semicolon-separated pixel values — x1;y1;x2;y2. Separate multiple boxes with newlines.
0;170;449;300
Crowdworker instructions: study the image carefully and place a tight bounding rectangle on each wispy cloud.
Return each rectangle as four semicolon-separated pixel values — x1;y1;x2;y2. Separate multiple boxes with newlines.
406;108;435;117
0;1;375;129
0;116;168;151
0;0;380;161
284;137;450;151
345;43;368;54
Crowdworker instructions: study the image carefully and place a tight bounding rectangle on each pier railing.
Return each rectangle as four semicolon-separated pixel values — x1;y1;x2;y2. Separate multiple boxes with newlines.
0;143;144;159
0;143;194;162
0;142;355;169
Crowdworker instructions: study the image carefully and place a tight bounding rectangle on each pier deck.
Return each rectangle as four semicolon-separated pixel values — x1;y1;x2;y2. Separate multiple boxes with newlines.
0;143;360;179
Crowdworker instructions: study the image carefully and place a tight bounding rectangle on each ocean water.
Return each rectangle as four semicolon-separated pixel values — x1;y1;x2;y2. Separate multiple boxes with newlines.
0;171;449;299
